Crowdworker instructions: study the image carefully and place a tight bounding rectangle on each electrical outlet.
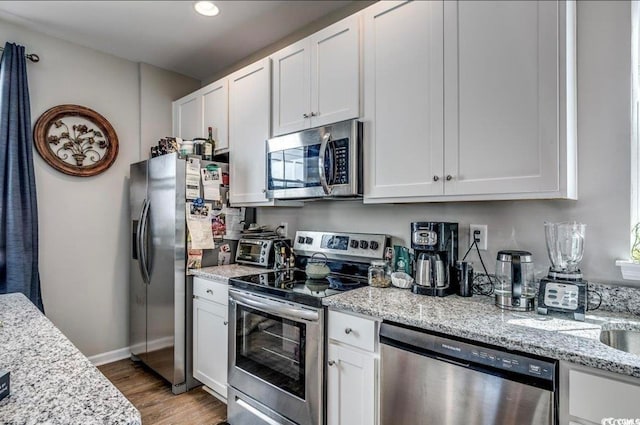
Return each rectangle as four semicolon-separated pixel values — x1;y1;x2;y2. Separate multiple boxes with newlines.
469;224;488;250
280;222;288;238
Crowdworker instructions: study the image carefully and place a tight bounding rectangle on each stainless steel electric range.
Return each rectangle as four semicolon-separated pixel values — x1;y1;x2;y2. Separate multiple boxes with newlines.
226;230;390;425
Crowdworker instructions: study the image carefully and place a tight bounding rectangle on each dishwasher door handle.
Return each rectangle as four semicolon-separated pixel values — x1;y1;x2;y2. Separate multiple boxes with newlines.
435;356;470;369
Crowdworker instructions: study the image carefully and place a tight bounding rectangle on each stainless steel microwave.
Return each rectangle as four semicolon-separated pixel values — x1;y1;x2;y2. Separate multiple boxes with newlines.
266;119;363;200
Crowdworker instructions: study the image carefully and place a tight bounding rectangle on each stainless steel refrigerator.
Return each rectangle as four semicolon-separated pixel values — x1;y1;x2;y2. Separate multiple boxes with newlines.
129;153;230;394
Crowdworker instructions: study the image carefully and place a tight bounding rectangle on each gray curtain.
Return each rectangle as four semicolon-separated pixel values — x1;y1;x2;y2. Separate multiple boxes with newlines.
0;42;42;311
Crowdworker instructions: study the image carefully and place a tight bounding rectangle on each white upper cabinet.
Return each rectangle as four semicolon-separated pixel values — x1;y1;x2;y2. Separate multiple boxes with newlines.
202;78;229;153
173;92;202;141
363;0;445;200
363;0;577;203
272;39;311;136
443;0;573;198
272;14;361;136
229;58;272;206
172;77;229;154
310;14;361;128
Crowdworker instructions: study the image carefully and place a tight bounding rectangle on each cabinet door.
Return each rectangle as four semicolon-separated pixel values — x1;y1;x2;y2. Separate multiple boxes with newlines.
173;92;202;141
363;0;444;201
193;297;228;399
272;39;311;136
310;14;361;128
569;369;640;423
229;58;272;205
202;78;229;153
443;1;560;195
327;343;376;425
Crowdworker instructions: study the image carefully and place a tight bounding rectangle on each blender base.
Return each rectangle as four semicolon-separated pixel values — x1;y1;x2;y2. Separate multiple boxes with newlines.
537;278;587;321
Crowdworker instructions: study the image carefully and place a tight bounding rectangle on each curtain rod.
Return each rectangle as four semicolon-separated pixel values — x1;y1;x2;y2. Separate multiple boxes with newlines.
0;46;40;63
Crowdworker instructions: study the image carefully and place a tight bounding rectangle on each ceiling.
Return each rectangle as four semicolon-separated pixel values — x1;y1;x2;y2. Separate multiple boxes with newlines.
0;1;354;80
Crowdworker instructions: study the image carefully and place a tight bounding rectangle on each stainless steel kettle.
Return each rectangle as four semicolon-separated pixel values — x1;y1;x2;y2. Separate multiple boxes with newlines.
415;252;446;287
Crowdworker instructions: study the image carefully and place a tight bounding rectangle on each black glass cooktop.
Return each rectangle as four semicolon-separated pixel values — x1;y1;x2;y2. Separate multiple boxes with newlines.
229;269;368;307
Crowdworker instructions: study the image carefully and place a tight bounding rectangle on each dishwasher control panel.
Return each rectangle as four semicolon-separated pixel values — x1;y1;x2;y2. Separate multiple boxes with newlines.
435;338;555;381
380;323;556;382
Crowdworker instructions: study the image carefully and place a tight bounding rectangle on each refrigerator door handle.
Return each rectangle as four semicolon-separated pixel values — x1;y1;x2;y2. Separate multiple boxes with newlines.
138;199;151;284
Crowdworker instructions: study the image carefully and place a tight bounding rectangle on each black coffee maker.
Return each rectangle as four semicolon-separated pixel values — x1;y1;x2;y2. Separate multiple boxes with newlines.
411;222;459;297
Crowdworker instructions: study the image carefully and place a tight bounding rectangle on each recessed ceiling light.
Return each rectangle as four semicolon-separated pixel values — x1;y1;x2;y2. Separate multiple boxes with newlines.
194;1;219;17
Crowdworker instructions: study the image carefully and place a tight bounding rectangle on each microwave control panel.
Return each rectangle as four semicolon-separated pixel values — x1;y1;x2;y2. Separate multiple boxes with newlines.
330;138;350;185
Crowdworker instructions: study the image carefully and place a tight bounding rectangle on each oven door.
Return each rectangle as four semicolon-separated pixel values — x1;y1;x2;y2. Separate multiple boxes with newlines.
228;289;323;425
266;119;361;200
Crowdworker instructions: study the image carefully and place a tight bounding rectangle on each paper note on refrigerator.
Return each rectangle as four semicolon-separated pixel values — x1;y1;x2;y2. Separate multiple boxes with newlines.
186;202;215;249
201;166;221;201
186;158;201;199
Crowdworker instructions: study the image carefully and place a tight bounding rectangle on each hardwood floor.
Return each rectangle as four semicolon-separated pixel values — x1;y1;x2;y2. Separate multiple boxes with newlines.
99;359;228;425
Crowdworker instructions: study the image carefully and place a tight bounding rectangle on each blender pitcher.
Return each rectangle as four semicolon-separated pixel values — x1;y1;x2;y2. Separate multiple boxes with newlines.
545;222;586;276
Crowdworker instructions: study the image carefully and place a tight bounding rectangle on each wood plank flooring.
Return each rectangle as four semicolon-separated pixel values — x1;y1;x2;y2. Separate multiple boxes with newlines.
99;359;227;425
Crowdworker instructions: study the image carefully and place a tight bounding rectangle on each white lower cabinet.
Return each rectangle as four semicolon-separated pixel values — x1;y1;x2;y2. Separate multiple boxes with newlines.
327;342;376;425
193;277;228;400
561;361;640;425
327;310;379;425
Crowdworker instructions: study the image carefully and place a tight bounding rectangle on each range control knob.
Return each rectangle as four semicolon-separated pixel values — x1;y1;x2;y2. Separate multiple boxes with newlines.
360;240;369;249
305;237;313;244
350;240;359;249
298;236;306;244
369;241;379;250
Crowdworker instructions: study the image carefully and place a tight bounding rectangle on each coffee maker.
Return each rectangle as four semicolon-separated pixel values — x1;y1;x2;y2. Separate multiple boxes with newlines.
537;222;588;321
411;222;458;297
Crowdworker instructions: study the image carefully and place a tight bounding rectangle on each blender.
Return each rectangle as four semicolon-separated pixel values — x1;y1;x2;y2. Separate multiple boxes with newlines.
537;222;588;321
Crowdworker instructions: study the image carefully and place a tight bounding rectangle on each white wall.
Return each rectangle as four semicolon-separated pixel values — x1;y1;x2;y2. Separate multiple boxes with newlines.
259;1;634;286
140;63;200;157
0;19;199;356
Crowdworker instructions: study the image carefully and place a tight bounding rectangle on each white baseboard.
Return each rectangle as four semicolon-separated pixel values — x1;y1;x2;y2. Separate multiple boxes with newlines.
88;336;174;367
88;346;131;366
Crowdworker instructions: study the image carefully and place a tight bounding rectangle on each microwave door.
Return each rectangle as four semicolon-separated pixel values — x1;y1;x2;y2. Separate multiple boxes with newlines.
318;132;332;195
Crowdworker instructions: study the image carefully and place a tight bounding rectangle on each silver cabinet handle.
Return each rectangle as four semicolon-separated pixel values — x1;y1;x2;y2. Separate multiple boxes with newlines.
224;321;228;325
345;328;352;334
206;289;213;295
433;176;439;182
303;113;309;118
310;112;317;117
328;360;335;366
446;175;453;181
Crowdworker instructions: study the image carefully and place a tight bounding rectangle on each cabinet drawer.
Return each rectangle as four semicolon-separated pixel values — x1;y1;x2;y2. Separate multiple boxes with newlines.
194;276;228;305
328;310;377;352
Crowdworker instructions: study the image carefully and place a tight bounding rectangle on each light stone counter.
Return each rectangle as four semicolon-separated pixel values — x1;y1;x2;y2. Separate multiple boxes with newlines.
323;286;640;379
189;264;265;282
0;293;141;425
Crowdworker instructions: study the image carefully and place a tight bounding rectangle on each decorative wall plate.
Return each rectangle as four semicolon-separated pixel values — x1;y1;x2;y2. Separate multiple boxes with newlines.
33;104;119;177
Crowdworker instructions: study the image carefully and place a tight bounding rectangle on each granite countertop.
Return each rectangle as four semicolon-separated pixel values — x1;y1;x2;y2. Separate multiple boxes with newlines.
323;287;640;379
189;264;266;282
0;293;141;425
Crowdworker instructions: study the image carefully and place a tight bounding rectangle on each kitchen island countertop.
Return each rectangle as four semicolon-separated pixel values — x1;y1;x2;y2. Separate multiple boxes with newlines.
323;286;640;379
0;293;141;425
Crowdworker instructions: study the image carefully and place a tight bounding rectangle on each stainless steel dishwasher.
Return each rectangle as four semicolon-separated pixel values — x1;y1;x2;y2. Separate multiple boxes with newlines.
380;322;557;425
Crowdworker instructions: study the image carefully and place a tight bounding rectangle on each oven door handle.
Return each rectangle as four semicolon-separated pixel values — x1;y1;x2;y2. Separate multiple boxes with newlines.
318;132;332;195
229;290;320;322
